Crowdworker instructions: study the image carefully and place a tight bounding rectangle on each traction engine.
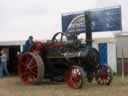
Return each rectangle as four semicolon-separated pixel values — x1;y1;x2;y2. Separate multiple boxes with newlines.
17;31;112;89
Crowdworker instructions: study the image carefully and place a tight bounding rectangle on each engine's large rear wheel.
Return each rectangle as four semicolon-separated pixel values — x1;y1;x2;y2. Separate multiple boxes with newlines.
18;52;44;84
65;66;85;89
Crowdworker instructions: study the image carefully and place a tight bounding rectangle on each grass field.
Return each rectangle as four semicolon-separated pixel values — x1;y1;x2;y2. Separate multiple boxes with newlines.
0;76;128;96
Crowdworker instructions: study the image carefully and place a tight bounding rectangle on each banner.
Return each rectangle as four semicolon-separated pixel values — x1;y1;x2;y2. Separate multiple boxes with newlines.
62;6;121;33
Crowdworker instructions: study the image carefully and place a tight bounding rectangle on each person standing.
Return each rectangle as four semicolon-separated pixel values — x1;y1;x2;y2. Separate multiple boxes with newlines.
0;50;9;77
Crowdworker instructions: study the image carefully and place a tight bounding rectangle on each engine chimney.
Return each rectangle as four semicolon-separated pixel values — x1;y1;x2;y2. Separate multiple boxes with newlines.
84;11;92;46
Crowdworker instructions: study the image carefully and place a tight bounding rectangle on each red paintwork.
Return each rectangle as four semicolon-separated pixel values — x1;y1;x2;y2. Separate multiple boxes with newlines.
65;66;82;89
18;53;38;84
95;65;112;85
31;41;64;53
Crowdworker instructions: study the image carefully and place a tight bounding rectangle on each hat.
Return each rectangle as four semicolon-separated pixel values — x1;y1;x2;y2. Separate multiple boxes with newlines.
29;36;33;39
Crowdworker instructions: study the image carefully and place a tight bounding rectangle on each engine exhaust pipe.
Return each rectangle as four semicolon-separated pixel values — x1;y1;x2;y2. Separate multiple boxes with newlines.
84;11;92;46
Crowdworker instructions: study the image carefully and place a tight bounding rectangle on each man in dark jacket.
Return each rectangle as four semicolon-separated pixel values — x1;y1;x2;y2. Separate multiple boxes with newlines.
23;36;34;52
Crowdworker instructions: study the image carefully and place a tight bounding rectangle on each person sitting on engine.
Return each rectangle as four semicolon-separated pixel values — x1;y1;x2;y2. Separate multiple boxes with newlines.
23;36;34;52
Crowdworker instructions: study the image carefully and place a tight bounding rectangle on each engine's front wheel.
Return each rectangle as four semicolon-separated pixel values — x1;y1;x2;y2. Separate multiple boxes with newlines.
95;64;112;85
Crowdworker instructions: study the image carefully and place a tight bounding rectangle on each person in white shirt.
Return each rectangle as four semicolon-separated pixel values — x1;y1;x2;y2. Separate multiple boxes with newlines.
0;50;9;77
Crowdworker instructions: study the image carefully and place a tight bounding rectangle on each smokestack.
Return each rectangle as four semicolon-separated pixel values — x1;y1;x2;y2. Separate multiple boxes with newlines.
84;11;92;46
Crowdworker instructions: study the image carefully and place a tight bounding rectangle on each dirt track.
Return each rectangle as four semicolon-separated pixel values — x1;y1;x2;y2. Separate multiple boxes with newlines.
0;76;128;96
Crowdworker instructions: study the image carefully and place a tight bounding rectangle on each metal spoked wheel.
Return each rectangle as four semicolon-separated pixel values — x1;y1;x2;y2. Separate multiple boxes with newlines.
95;64;112;85
65;66;85;89
51;32;64;43
18;52;44;84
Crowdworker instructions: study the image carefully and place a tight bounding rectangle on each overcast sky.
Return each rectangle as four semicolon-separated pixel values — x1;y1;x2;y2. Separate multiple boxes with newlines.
0;0;97;41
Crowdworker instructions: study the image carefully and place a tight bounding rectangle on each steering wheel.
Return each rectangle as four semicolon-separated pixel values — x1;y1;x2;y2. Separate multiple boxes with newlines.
51;32;65;43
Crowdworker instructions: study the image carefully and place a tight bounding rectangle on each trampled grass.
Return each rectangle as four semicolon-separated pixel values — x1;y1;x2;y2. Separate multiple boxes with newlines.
0;76;128;96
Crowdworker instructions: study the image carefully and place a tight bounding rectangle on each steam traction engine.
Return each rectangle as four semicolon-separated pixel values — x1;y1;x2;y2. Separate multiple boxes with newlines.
17;31;112;89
